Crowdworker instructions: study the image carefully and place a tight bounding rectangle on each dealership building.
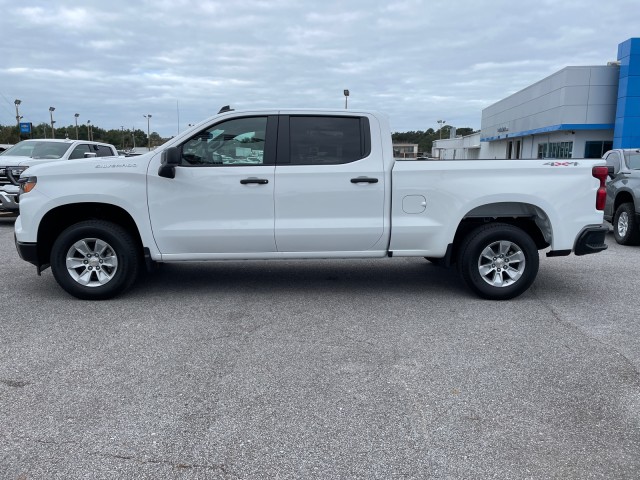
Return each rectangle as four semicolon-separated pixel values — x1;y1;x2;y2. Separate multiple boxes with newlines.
433;38;640;160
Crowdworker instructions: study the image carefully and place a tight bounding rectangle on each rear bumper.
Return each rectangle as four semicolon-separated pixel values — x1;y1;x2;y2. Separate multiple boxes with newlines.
573;224;609;256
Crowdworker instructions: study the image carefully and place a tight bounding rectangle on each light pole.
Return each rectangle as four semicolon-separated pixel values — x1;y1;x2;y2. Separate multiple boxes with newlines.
437;119;446;140
74;113;80;139
49;107;56;138
14;99;21;127
14;99;22;141
87;120;91;141
344;89;349;109
121;126;125;150
144;114;152;151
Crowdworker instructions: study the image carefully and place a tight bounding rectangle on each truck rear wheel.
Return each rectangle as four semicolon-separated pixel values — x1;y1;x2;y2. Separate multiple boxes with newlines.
613;203;640;245
50;220;140;300
457;223;539;300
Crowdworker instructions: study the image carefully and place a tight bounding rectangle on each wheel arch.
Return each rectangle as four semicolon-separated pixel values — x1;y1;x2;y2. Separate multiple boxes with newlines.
449;202;550;265
36;203;144;269
613;191;635;213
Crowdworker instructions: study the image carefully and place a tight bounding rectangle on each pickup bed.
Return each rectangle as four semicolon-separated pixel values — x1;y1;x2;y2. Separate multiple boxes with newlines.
14;109;609;300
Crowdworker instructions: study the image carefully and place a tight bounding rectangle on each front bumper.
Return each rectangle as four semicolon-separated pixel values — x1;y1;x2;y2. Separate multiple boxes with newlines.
573;224;609;256
0;186;19;213
15;236;39;267
15;236;49;274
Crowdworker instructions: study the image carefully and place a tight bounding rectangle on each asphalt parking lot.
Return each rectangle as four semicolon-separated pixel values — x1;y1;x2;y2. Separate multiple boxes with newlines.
1;218;639;479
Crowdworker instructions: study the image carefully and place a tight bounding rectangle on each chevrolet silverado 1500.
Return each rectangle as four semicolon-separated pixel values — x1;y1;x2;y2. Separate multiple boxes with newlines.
14;109;608;300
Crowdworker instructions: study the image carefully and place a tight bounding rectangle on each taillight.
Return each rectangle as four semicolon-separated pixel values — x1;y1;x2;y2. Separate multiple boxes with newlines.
592;166;608;211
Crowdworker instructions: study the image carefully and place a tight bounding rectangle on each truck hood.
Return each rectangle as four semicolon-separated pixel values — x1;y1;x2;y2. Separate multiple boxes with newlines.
0;154;36;167
22;153;155;178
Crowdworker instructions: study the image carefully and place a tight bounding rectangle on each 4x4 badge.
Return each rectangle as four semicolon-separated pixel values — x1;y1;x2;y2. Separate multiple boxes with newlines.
543;161;579;166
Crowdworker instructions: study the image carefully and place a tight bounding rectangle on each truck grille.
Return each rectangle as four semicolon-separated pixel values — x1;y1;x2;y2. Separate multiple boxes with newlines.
0;168;9;186
0;167;22;186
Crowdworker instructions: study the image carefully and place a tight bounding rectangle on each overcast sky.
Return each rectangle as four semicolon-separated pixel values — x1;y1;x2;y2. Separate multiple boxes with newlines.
0;0;637;137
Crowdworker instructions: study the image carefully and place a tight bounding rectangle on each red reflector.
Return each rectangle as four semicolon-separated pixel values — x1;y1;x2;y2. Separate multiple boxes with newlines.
592;165;608;210
592;165;608;181
596;188;606;210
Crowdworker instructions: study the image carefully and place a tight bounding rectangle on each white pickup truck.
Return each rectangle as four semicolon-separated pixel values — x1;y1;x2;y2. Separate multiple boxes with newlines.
1;139;118;214
14;109;609;300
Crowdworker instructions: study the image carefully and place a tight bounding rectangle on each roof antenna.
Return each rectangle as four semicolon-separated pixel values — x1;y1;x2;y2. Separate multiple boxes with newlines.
218;105;234;114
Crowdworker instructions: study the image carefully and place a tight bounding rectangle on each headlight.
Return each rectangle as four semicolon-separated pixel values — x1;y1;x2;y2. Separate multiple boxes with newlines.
18;176;37;195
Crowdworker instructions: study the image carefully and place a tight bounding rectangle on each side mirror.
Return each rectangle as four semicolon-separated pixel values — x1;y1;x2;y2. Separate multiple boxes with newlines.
606;165;615;179
158;147;180;179
84;152;97;158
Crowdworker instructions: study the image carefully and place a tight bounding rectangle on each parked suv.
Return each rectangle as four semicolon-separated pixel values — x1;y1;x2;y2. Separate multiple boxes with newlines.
0;139;118;215
603;148;640;244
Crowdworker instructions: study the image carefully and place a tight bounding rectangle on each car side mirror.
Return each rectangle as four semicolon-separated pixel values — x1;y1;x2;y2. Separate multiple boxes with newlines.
606;165;616;179
84;152;97;158
158;146;180;179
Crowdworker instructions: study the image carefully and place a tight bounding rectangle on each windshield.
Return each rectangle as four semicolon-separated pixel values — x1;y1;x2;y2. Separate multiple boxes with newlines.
2;141;72;159
625;152;640;170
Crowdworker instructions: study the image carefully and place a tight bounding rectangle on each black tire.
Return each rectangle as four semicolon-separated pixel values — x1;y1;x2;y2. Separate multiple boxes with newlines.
457;223;539;300
613;203;640;245
50;220;140;300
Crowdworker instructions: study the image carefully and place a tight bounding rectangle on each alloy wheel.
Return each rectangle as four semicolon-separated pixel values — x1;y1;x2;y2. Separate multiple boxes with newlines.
65;238;118;287
477;240;526;287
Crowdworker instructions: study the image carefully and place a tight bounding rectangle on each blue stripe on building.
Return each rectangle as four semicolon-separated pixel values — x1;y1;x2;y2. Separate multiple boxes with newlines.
614;38;640;149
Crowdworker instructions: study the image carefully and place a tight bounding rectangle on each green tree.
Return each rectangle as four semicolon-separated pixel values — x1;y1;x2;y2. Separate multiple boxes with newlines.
392;125;477;156
0;125;19;144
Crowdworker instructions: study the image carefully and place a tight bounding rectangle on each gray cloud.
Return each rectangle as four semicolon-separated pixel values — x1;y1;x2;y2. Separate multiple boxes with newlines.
0;0;637;137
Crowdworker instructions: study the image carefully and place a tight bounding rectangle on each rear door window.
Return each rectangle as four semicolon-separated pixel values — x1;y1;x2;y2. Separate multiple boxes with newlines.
287;116;370;165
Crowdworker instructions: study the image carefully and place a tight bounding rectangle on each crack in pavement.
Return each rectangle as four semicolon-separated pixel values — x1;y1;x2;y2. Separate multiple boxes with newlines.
531;286;640;384
88;451;230;474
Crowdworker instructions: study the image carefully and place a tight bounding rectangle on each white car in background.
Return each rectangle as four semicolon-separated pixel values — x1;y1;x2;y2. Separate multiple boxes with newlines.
0;139;118;215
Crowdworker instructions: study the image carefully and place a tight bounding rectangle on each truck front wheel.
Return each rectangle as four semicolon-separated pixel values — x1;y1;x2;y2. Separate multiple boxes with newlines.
50;220;140;300
457;223;539;300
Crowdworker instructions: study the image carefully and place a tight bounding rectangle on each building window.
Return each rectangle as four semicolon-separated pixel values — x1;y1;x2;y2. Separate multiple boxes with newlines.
537;141;573;159
393;144;418;158
507;141;513;159
584;141;613;158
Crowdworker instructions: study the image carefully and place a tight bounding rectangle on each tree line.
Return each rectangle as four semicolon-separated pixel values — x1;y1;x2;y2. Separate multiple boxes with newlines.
392;125;475;155
1;122;476;154
0;123;168;150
